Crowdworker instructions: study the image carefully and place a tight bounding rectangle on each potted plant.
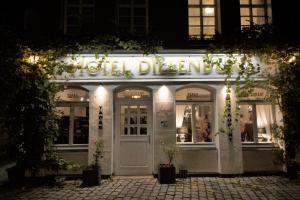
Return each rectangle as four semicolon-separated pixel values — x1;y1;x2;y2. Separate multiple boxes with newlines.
82;138;104;187
158;142;177;184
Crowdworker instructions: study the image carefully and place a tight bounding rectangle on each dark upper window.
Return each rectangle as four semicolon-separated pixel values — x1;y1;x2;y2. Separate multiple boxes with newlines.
188;0;217;40
240;0;272;28
64;0;95;34
117;0;148;36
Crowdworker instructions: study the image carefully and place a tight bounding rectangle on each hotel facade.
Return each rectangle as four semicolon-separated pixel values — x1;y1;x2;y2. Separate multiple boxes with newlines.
54;52;283;176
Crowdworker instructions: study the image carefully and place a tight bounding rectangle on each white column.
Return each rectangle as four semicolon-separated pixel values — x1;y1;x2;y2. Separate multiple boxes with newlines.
215;85;243;175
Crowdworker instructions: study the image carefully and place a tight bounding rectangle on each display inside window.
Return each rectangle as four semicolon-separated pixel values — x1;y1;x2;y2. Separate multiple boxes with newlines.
176;87;213;144
240;104;274;143
55;88;89;145
73;106;89;144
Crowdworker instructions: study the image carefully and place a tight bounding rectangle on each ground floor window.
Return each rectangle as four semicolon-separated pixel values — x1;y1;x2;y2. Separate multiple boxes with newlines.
55;87;89;145
176;86;214;144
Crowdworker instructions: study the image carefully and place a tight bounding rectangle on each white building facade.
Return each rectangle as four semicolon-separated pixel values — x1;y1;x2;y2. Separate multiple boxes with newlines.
54;52;283;176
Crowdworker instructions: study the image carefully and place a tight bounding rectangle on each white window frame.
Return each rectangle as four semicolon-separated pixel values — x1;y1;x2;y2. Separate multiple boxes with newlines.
175;86;215;144
240;101;277;144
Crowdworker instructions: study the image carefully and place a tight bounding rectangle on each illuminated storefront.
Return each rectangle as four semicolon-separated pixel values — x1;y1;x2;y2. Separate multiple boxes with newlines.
54;52;283;176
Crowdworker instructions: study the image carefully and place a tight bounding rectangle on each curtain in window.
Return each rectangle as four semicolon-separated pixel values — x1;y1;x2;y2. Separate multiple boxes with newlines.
256;105;274;141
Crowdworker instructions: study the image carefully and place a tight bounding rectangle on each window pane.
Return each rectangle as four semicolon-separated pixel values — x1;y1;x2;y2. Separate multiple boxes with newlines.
256;105;273;143
194;105;212;142
203;26;215;36
119;7;131;16
140;115;147;124
240;105;254;142
252;8;265;16
73;106;89;144
189;0;200;5
130;127;138;135
240;0;249;5
203;7;214;16
189;17;201;26
134;8;145;16
202;0;214;5
253;17;266;25
140;127;147;135
240;8;250;16
176;105;192;143
252;0;264;5
203;17;215;25
189;8;200;16
189;27;201;36
241;17;250;25
55;107;70;144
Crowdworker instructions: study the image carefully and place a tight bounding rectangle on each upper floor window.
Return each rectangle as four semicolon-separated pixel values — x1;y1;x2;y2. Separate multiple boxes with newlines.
240;0;272;28
117;0;148;36
176;86;214;144
55;87;89;145
64;0;95;34
188;0;216;40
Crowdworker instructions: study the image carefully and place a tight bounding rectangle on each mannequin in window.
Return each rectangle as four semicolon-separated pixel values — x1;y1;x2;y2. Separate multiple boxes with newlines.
240;114;246;142
195;114;210;142
181;106;192;142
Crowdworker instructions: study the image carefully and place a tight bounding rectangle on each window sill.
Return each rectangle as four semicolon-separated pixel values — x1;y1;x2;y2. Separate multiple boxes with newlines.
242;143;278;150
177;143;216;150
54;144;88;151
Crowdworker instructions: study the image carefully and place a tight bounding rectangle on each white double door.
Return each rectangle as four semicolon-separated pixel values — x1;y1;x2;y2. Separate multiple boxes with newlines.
114;100;153;175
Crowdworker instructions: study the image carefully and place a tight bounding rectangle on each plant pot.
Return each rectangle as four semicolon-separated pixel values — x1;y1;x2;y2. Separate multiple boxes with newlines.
158;164;176;184
82;166;101;187
6;165;25;185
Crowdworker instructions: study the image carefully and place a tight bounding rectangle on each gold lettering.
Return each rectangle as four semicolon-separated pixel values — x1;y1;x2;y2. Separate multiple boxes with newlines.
189;59;200;73
178;60;187;74
111;61;120;75
203;63;212;74
139;61;151;74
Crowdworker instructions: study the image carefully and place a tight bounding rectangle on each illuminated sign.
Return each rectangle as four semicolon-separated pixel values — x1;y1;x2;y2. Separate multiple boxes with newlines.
56;54;262;82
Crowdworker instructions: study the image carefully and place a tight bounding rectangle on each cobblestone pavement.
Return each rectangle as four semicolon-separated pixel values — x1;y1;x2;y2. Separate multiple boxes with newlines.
0;176;300;200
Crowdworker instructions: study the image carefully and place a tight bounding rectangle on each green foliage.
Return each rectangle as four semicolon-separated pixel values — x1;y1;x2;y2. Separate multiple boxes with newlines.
161;142;177;166
92;138;104;167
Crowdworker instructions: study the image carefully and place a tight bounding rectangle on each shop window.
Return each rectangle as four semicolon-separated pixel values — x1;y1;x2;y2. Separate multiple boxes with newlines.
239;87;281;143
117;0;148;35
55;88;89;145
188;0;217;39
176;87;214;143
240;0;272;28
64;0;95;34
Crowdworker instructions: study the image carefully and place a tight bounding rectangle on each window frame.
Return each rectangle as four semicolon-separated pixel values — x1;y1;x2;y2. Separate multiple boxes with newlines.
116;0;149;36
54;87;90;147
188;0;217;40
175;86;215;144
240;0;272;28
240;100;277;144
64;0;95;34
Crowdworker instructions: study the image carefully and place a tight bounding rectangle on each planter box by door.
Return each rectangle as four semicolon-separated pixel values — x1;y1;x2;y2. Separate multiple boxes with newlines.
158;165;176;184
82;167;101;187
